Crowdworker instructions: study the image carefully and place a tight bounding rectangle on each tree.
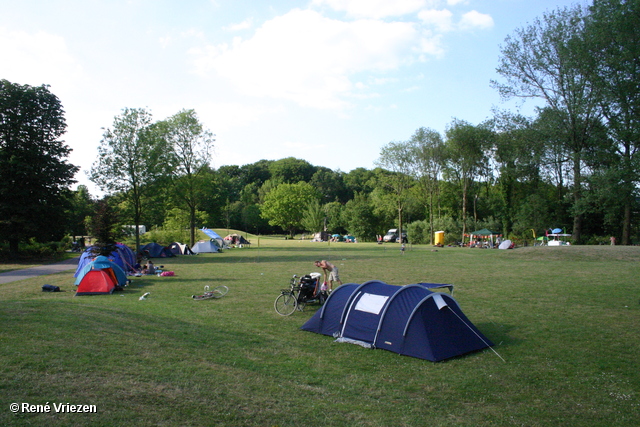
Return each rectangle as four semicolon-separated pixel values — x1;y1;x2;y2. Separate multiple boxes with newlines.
86;198;122;257
66;185;95;240
492;4;601;243
163;109;215;246
407;127;445;244
583;0;640;244
0;80;78;256
90;108;169;250
375;141;415;243
300;199;325;234
268;157;316;184
443;119;493;242
260;182;319;237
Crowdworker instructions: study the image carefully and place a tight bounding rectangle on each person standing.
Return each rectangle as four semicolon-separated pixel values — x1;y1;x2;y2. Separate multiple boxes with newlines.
314;260;342;291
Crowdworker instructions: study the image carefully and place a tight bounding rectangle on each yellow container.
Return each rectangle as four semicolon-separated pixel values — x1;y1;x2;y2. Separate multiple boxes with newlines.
434;231;444;245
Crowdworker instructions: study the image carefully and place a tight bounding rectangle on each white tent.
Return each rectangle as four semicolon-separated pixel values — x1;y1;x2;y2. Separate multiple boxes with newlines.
191;240;219;253
498;239;513;250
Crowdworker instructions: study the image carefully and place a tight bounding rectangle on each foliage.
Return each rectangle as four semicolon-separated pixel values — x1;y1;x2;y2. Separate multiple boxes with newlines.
0;79;78;256
260;181;320;236
90;107;170;250
163;109;215;246
85;198;123;256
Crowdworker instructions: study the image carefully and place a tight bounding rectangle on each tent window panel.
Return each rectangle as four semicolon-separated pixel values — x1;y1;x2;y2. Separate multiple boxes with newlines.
354;293;389;315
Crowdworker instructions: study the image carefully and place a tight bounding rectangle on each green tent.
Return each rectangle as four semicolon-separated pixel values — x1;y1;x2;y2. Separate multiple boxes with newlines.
469;228;499;236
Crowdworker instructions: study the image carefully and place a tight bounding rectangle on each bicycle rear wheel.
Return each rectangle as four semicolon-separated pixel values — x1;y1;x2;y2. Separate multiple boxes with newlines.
275;292;298;316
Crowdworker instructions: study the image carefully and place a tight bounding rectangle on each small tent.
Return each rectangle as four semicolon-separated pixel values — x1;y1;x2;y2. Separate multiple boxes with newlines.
301;280;493;362
191;240;219;254
139;242;175;258
75;256;128;296
224;234;251;245
169;242;195;255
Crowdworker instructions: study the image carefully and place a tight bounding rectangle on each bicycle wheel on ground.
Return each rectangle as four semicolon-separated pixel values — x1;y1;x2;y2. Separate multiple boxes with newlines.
275;293;298;316
210;285;228;298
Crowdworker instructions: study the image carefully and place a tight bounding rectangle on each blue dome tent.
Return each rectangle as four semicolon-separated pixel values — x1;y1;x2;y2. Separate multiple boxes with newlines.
301;281;494;362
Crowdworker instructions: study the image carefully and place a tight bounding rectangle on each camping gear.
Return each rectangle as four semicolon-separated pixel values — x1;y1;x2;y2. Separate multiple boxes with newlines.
75;256;128;296
224;234;251;246
139;242;175;258
498;239;513;250
275;273;327;316
168;242;194;255
75;270;118;295
301;280;493;362
42;284;60;292
192;285;229;300
191;240;220;253
74;243;136;277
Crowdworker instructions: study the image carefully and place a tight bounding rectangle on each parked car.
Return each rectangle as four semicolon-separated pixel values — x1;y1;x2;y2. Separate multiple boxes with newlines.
382;229;408;243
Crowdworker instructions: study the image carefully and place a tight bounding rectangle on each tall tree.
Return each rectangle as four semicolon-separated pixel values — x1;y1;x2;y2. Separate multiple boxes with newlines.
492;4;600;243
0;80;78;256
90;108;169;250
375;141;415;243
583;0;640;244
407;127;445;244
443;119;493;243
164;109;215;246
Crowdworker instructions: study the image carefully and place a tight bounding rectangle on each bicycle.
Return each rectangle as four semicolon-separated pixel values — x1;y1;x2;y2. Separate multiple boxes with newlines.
274;274;327;316
192;285;229;300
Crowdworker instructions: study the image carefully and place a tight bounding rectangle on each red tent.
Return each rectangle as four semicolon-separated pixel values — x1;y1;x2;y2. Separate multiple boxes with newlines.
75;269;118;296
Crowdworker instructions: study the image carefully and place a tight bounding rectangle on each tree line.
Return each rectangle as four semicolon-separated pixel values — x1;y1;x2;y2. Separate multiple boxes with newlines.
2;0;639;254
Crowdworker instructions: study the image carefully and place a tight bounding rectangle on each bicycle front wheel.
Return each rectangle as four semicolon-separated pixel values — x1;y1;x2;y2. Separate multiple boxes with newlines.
275;293;298;316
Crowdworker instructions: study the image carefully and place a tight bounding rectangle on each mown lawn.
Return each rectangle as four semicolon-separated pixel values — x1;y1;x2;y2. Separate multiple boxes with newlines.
1;238;638;426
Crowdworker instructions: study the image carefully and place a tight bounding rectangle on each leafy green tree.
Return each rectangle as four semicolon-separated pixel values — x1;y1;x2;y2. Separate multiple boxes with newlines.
260;181;319;237
268;157;316;184
492;4;601;243
583;0;640;244
86;198;122;256
0;80;78;256
66;185;95;240
443;119;493;242
90;108;169;250
406;127;445;244
375;141;416;242
164;109;215;246
300;199;325;234
341;193;377;241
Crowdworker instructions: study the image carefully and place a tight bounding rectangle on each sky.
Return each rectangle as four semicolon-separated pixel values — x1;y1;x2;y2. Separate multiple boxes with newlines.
1;0;585;196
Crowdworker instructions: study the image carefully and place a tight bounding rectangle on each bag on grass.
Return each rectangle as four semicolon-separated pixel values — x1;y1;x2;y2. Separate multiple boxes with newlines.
42;284;60;292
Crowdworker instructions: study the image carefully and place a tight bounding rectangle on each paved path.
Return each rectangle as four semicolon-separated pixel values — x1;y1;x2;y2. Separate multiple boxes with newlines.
0;256;79;284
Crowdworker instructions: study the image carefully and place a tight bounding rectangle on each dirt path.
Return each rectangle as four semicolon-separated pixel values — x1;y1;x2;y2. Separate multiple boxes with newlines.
0;256;79;284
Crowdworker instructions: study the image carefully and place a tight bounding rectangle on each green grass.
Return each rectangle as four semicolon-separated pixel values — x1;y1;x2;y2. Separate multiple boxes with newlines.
1;239;639;426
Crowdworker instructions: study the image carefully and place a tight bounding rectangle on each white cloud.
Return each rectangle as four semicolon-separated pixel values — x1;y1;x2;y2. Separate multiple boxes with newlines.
224;19;253;32
191;9;437;109
311;0;428;19
459;10;494;30
0;27;84;94
418;9;454;32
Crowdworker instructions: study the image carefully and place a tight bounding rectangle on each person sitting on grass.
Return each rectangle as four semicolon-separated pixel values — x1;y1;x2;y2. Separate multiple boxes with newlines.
142;260;156;275
314;260;342;292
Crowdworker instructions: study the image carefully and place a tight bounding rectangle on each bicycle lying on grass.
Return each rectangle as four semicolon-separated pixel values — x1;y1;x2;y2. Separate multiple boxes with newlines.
274;273;328;316
192;285;229;300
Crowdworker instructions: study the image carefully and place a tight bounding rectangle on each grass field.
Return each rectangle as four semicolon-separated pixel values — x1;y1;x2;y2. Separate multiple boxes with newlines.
1;236;639;426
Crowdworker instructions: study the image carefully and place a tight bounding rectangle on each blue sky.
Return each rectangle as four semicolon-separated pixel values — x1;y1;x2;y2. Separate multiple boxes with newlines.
1;0;583;195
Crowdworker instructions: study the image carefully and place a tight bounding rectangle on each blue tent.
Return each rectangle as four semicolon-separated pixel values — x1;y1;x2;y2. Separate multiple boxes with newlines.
74;243;136;277
139;242;175;258
301;280;493;362
74;256;128;286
